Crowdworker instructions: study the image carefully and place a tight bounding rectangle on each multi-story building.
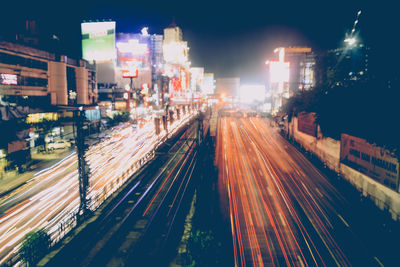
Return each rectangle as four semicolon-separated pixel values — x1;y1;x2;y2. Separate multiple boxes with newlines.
285;47;315;93
163;23;182;44
267;47;315;113
162;23;191;103
0;40;97;107
0;40;97;172
316;43;370;87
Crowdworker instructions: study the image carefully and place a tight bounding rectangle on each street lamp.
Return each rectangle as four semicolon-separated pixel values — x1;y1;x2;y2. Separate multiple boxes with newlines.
344;37;356;47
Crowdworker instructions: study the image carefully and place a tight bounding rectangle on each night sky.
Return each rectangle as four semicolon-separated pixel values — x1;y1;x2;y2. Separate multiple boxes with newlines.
1;0;397;83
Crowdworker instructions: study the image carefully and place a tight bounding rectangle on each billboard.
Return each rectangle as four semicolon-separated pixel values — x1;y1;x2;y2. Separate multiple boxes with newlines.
163;41;188;65
26;113;58;124
340;134;399;192
1;74;18;85
269;61;290;83
297;112;317;137
203;73;215;95
116;37;150;79
81;21;116;62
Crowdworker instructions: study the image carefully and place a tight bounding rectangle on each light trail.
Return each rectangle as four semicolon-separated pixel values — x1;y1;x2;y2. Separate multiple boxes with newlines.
0;111;196;265
217;115;355;266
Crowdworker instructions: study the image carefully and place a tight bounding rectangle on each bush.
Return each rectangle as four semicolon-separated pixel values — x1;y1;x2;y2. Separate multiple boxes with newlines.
186;229;223;266
19;229;51;266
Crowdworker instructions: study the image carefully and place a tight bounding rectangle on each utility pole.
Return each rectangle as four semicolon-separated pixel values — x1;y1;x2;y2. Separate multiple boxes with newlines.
75;108;90;219
197;111;204;145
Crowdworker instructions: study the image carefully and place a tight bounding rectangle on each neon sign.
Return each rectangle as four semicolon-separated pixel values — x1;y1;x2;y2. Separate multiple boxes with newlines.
1;74;18;85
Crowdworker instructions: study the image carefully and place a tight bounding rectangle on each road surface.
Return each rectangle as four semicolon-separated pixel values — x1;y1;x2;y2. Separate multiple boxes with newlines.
217;116;394;267
0;111;195;265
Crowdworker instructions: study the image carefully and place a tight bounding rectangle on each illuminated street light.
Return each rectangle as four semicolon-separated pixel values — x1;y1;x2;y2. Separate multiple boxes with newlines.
344;37;356;46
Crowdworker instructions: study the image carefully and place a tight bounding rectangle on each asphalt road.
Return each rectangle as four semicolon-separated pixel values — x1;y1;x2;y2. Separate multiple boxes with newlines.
217;116;398;267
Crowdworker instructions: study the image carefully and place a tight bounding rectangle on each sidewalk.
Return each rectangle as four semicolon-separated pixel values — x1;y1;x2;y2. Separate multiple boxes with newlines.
0;123;120;199
0;148;75;198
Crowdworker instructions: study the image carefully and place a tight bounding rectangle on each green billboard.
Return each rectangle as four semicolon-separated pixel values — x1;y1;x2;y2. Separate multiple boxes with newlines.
81;21;116;62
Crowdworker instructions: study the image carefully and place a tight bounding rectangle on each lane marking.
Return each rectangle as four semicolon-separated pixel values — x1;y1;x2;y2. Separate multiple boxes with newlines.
297;255;305;267
278;212;286;227
374;256;384;267
315;188;323;198
338;214;349;228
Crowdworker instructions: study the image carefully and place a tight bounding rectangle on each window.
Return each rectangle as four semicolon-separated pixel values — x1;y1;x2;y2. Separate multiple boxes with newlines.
0;51;48;70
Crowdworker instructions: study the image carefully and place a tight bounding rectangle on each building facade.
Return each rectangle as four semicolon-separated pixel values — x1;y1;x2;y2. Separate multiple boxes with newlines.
316;43;370;87
267;47;315;113
0;40;98;174
0;40;97;107
162;24;191;103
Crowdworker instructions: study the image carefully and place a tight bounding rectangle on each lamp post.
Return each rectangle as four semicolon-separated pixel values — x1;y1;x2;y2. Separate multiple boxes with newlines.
74;107;90;220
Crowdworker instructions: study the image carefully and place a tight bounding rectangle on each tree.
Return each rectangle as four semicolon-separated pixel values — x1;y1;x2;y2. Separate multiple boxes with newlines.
281;79;400;155
19;228;51;266
186;229;222;266
106;110;131;127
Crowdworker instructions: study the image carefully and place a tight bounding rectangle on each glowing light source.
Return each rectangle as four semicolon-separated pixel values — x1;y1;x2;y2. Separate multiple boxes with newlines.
344;37;356;46
141;27;149;36
163;41;189;65
239;85;266;103
81;21;116;62
269;61;290;83
1;74;18;85
116;39;149;55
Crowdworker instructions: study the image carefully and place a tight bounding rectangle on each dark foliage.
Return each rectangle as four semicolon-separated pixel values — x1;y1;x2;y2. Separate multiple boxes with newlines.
282;79;400;153
19;228;51;266
106;110;131;127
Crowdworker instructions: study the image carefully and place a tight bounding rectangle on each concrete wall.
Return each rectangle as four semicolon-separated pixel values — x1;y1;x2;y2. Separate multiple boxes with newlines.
48;61;67;105
290;117;341;172
341;164;400;221
287;116;400;221
75;67;89;105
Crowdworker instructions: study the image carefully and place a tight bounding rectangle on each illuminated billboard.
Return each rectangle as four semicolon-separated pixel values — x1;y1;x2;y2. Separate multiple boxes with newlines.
26;113;58;124
116;38;149;78
269;61;290;83
121;68;138;78
163;41;188;65
116;39;149;55
81;21;116;62
203;73;215;95
1;74;18;85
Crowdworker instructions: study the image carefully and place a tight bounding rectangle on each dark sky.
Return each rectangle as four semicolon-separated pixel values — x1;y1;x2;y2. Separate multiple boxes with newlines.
1;0;397;83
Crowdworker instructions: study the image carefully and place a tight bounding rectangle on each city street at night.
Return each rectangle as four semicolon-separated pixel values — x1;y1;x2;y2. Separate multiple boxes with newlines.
1;1;400;266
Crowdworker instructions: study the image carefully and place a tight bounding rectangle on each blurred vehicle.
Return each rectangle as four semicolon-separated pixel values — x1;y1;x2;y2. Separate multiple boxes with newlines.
48;140;71;150
138;118;147;129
